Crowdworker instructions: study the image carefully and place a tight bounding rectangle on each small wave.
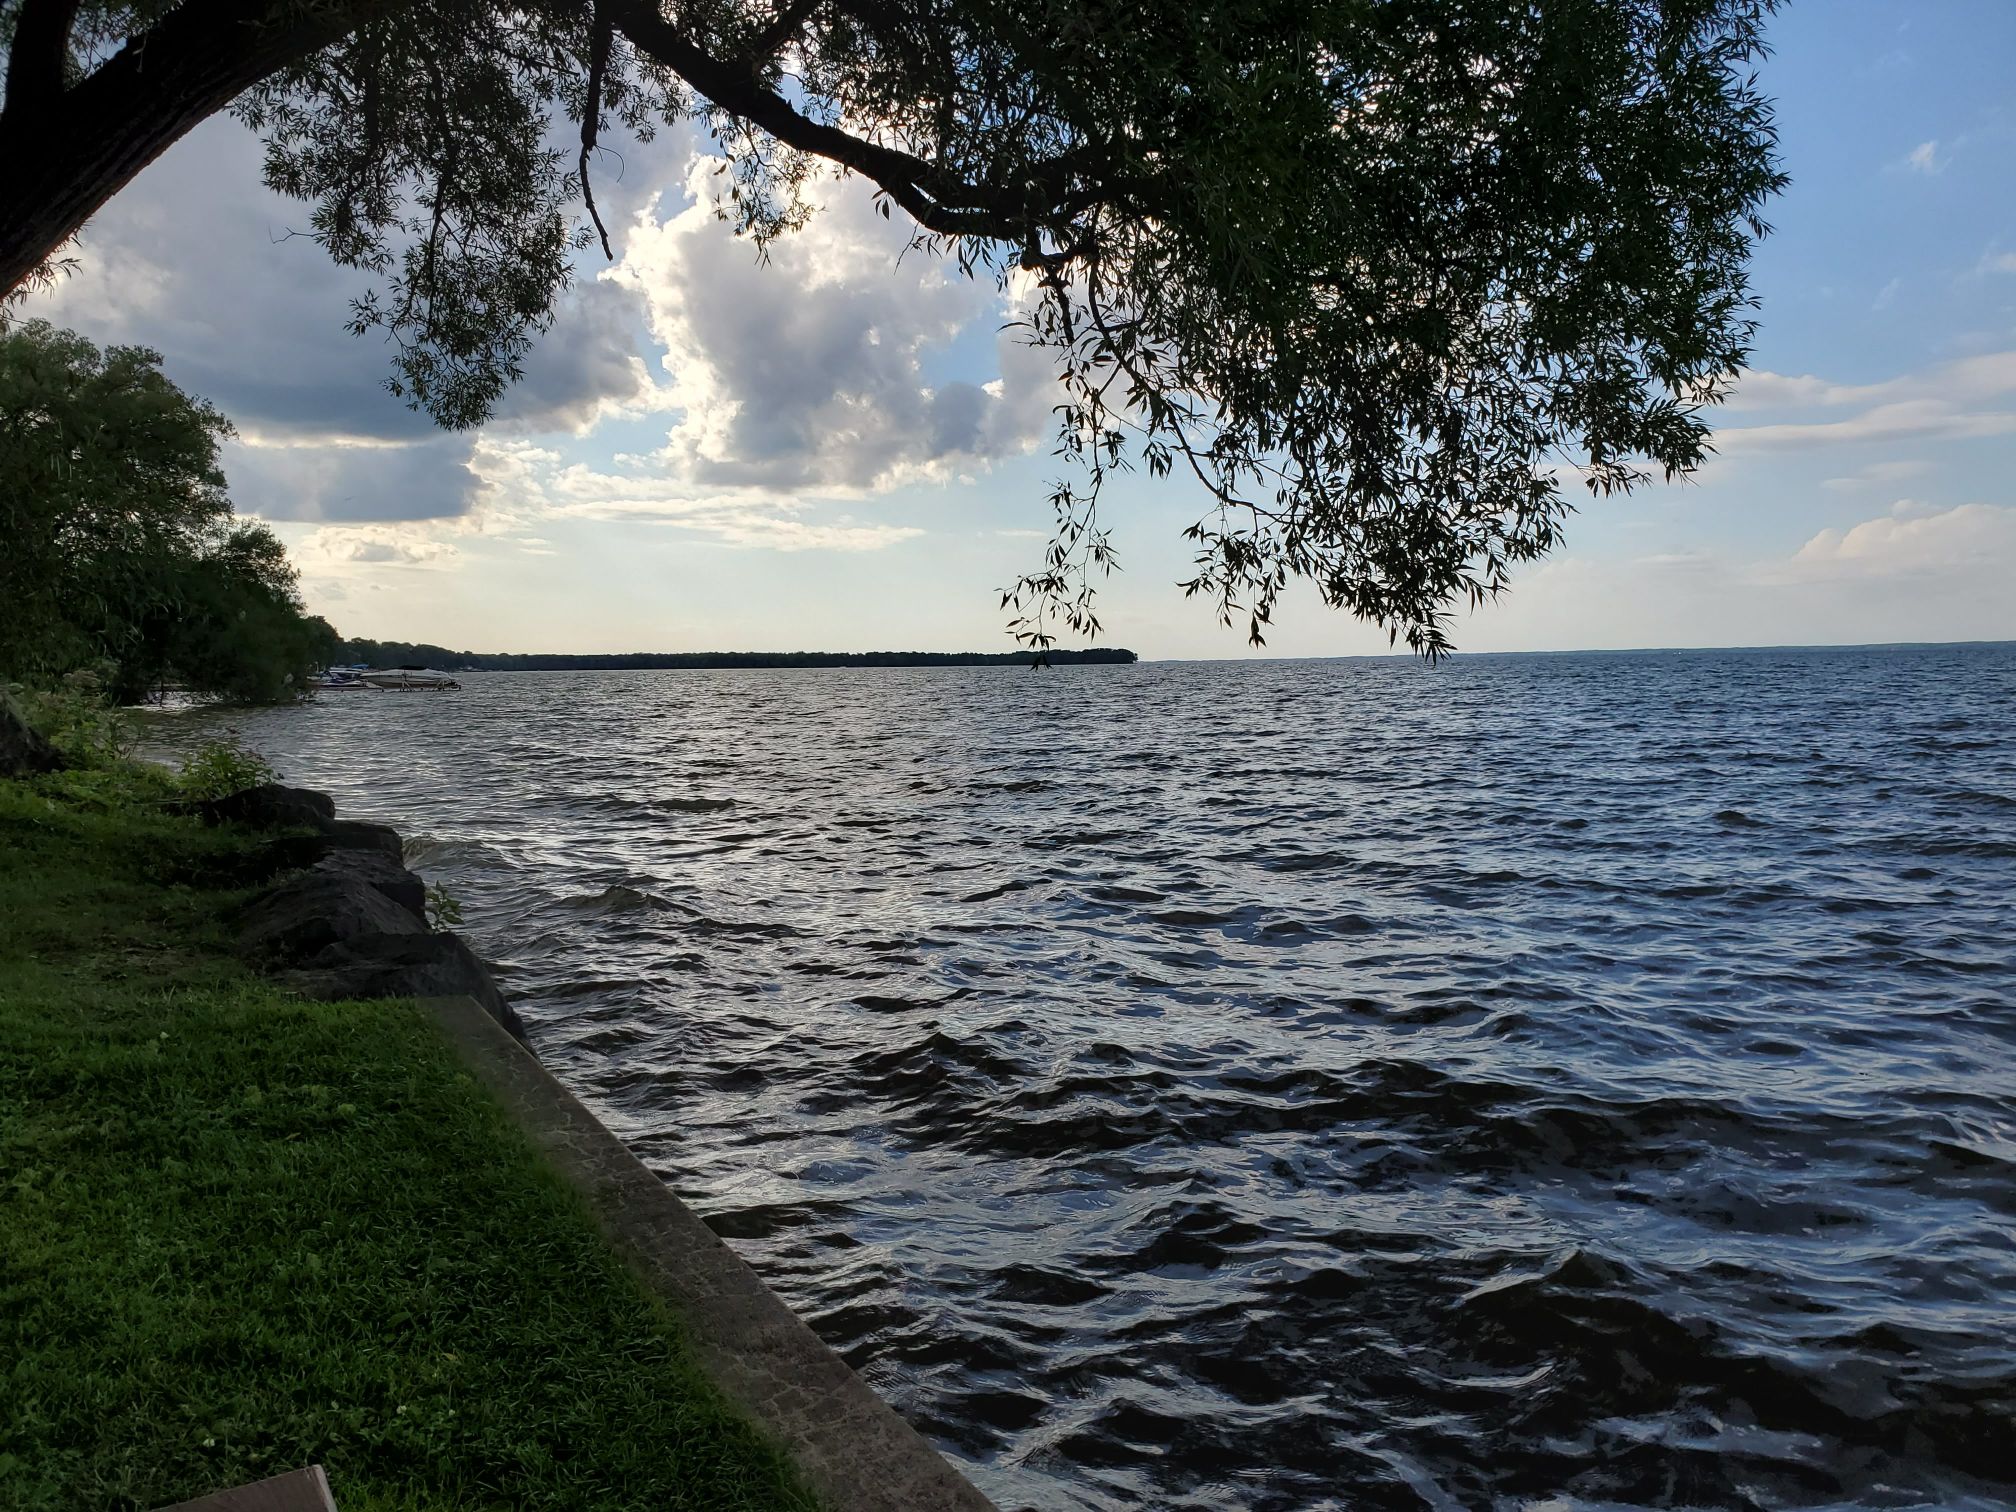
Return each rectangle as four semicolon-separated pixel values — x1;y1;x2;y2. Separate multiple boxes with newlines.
1151;907;1243;927
848;990;974;1014
214;643;2016;1511
564;885;800;936
1022;827;1137;852
1083;884;1167;904
543;791;733;817
401;834;517;869
961;879;1034;903
569;883;679;913
1946;787;2016;810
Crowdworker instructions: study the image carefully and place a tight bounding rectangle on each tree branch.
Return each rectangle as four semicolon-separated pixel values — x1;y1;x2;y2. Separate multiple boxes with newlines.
604;0;1112;244
1;0;83;120
743;0;821;65
607;0;997;235
578;0;614;258
0;0;395;296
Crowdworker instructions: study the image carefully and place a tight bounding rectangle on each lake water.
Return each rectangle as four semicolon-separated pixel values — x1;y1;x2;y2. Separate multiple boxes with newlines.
149;645;2016;1510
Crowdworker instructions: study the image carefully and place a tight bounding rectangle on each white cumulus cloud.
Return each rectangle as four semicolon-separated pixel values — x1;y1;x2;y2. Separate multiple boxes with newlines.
458;438;924;553
609;157;1053;496
1789;501;2016;578
294;524;463;569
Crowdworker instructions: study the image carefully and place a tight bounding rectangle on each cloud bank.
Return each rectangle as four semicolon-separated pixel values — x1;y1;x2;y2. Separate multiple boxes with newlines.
28;118;659;524
27;119;1054;560
1789;500;2016;578
611;158;1052;494
1717;351;2016;452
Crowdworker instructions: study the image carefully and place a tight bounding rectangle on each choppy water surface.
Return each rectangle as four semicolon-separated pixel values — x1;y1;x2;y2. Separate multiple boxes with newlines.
157;647;2016;1510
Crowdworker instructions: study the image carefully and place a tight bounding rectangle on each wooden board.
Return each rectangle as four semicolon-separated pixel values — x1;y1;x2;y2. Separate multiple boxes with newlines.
153;1465;338;1512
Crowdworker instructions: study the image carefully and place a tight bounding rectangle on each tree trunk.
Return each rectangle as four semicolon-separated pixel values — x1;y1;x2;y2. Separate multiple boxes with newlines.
0;0;384;297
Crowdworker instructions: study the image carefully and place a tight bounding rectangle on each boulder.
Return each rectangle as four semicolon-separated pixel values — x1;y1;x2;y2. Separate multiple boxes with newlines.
195;784;337;831
253;820;406;879
309;848;426;920
0;692;66;777
247;833;340;879
236;873;425;965
320;818;404;861
280;931;528;1044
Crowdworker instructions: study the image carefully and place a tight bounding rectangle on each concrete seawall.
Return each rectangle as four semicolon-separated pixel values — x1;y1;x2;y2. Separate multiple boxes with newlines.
420;995;997;1512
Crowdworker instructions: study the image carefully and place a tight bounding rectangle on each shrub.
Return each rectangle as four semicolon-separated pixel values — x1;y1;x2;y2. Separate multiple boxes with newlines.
8;668;134;766
176;735;279;801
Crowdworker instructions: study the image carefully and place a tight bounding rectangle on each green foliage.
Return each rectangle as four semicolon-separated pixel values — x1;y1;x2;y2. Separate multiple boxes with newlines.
7;669;135;766
7;0;1786;653
175;735;281;802
6;674;187;813
425;881;466;931
0;784;818;1511
235;0;1782;655
18;760;182;816
0;321;336;703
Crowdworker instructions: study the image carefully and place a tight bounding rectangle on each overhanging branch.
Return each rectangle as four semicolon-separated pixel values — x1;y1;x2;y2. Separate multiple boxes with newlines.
0;0;393;295
1;0;83;119
578;0;615;258
742;0;821;64
604;0;1106;244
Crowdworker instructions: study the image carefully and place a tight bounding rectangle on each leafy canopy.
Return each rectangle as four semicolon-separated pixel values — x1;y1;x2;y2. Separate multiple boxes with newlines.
1;0;1786;652
0;320;338;701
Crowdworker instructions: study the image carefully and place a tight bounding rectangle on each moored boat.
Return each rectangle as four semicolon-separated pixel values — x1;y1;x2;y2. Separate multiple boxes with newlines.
310;666;370;690
359;666;461;690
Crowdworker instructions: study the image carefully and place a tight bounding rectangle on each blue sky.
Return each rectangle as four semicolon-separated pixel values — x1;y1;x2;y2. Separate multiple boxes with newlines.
27;2;2016;658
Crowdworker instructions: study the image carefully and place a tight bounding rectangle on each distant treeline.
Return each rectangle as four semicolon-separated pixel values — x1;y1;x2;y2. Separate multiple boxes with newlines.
338;641;1139;671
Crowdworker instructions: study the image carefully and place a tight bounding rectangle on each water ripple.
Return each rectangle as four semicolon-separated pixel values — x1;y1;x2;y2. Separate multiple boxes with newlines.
147;644;2016;1510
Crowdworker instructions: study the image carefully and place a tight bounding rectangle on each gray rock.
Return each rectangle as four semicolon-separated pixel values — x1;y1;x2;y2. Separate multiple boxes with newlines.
319;818;404;862
253;820;405;878
309;848;426;920
236;873;425;965
248;833;341;879
196;784;337;830
281;931;528;1043
0;692;65;777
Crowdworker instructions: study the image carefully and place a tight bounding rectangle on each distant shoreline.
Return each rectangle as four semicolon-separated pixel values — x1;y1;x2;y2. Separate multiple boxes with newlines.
336;646;1139;672
328;640;2016;674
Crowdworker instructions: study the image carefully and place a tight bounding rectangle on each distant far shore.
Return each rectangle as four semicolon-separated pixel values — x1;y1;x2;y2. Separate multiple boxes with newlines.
335;643;1138;672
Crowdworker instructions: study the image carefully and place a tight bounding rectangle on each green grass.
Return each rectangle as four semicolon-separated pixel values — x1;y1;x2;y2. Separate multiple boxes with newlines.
0;777;818;1511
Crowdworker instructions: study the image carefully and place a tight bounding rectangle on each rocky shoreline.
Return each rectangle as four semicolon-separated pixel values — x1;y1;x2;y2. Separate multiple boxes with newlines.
196;785;996;1510
199;783;528;1044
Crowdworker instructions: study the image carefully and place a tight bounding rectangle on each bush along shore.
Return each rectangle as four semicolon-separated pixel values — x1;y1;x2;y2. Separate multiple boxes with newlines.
0;696;820;1511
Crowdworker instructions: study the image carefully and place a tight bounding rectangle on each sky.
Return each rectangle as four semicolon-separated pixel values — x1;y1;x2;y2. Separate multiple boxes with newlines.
23;1;2016;659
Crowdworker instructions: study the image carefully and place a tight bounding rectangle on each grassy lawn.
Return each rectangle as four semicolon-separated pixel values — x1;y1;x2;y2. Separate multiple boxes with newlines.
0;778;818;1511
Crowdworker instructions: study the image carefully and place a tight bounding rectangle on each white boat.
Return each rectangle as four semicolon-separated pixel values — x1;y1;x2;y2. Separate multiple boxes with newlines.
359;666;462;690
309;666;370;690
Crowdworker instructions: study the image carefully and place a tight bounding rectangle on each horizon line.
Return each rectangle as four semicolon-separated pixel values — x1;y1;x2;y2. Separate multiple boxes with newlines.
335;636;2013;663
